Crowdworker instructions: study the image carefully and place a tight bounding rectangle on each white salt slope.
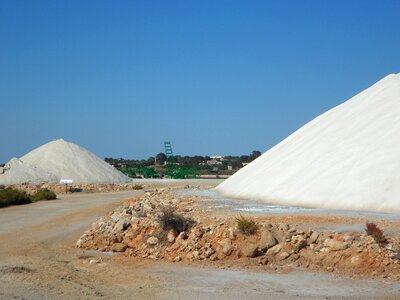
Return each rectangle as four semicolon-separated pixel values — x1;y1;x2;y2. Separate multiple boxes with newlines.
0;158;58;185
18;139;131;183
217;73;400;213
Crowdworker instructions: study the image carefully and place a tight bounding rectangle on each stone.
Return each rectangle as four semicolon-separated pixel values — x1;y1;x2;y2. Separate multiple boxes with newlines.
89;259;101;265
176;231;188;241
218;238;233;256
259;230;277;251
310;231;319;244
173;256;182;262
293;239;307;253
146;236;159;246
271;229;286;243
266;244;282;255
76;239;84;248
323;238;348;251
240;243;258;258
343;235;354;244
278;251;290;260
258;256;269;265
204;247;216;258
111;243;127;252
167;230;177;243
192;250;200;260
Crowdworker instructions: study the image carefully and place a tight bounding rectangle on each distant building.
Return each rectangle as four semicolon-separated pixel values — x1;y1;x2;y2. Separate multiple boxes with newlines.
210;155;225;160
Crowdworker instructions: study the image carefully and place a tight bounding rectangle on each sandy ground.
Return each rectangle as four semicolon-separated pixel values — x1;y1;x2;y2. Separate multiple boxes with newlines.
1;180;400;299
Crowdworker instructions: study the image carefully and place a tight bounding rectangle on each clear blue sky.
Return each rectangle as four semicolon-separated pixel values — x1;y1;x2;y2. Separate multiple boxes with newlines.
1;0;400;162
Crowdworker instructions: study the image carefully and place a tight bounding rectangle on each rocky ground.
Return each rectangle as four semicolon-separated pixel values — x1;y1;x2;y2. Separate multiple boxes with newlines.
77;188;400;281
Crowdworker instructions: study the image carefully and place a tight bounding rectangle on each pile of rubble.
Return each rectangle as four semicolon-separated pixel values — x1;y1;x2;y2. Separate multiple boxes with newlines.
76;189;400;280
7;183;143;195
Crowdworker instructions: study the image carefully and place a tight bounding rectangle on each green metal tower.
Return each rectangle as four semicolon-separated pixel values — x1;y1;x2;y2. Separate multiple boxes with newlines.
164;141;175;163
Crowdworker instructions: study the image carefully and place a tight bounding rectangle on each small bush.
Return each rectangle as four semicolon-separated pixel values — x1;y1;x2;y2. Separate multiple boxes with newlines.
158;206;194;233
132;184;144;190
236;214;257;235
32;188;57;202
0;187;32;208
366;222;386;243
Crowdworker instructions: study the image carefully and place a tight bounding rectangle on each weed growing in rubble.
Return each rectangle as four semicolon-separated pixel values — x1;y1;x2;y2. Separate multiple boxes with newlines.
132;184;144;190
366;222;386;243
236;214;257;235
159;206;194;233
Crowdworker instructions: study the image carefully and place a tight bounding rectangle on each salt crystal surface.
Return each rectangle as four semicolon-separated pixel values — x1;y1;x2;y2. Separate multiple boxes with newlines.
217;73;400;213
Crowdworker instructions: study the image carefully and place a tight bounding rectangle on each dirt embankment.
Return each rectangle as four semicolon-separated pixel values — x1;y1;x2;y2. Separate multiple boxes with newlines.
77;189;400;281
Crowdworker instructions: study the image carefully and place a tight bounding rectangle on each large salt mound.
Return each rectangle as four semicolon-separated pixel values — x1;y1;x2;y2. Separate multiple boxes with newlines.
217;73;400;213
0;139;131;184
0;158;58;184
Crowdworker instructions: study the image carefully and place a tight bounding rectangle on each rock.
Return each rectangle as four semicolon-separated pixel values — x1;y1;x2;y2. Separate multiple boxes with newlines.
351;255;360;265
309;231;319;244
259;230;277;251
228;228;236;240
146;236;159;246
278;251;290;260
323;238;348;251
76;239;84;248
167;230;177;243
293;239;307;253
111;243;127;252
218;238;233;256
271;229;286;243
204;247;216;258
192;250;200;260
343;235;354;244
258;256;269;265
240;243;258;258
173;256;182;262
279;224;289;231
266;244;282;255
89;259;101;265
192;227;204;238
176;231;188;241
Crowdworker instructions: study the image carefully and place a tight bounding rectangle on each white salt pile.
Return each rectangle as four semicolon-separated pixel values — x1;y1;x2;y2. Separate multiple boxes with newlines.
0;139;131;184
0;158;58;185
217;73;400;213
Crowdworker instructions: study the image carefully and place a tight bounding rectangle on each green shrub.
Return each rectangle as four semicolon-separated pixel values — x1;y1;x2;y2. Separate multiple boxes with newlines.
132;184;144;190
236;214;257;235
158;206;194;233
366;222;386;243
0;188;32;208
31;188;57;202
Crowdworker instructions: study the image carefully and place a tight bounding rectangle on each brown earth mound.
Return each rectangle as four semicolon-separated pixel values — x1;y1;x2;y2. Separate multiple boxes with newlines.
76;189;400;280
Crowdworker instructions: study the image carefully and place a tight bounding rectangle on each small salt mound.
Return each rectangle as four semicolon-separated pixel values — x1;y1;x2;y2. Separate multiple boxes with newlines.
217;73;400;214
0;139;131;184
0;158;58;184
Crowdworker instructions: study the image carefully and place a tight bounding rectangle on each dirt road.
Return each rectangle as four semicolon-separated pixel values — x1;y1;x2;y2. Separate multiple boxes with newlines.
1;190;399;299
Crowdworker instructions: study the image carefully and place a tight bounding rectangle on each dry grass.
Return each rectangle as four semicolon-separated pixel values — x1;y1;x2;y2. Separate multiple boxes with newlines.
366;222;386;243
132;184;144;190
158;206;194;233
236;214;257;235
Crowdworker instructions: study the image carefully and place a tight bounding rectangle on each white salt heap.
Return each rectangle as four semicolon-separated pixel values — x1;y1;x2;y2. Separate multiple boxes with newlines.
0;158;58;185
0;139;131;184
217;73;400;213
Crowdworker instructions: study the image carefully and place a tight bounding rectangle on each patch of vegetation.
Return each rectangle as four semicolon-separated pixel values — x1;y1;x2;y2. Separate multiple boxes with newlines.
366;222;386;243
158;206;194;233
0;187;32;208
236;214;257;235
132;184;144;190
31;188;57;202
